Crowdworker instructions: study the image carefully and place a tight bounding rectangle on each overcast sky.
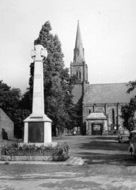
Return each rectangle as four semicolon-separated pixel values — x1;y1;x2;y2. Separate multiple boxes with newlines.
0;0;136;93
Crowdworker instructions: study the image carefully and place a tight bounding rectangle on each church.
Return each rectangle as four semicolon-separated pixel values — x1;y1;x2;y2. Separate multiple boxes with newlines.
70;22;136;135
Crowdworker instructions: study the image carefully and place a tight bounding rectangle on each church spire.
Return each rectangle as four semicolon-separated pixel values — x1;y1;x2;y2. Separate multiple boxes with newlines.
74;21;84;62
70;21;88;85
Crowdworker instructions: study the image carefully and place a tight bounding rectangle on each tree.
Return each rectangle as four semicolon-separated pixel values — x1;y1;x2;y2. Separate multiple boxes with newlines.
19;88;32;111
121;80;136;131
121;98;136;131
0;81;20;111
127;80;136;93
26;21;78;136
0;80;30;138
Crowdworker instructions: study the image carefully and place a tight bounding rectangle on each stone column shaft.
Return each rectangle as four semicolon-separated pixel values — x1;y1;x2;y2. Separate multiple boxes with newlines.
32;60;44;115
24;122;28;143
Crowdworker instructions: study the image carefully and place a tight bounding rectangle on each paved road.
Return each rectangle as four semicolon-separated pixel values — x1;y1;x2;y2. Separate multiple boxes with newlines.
0;136;136;190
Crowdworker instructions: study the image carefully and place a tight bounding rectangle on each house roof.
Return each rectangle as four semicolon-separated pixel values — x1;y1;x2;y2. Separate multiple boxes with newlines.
86;112;107;120
83;83;136;105
0;108;13;123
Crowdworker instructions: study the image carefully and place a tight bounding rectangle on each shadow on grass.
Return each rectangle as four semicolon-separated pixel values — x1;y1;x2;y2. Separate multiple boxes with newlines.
79;140;128;151
85;136;118;140
55;135;136;166
77;151;136;166
76;137;136;166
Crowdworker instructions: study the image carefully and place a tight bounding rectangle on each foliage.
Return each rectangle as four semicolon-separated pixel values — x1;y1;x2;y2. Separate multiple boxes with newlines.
127;81;136;93
19;89;32;111
23;21;78;136
12;109;30;138
1;142;70;161
0;80;30;138
2;129;8;140
52;142;70;161
121;96;136;131
0;81;20;112
121;80;136;131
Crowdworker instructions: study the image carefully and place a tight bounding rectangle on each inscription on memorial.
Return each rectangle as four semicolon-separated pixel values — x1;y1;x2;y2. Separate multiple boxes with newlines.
28;122;44;142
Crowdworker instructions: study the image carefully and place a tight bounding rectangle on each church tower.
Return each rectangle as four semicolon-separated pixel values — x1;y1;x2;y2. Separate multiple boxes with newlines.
70;21;88;84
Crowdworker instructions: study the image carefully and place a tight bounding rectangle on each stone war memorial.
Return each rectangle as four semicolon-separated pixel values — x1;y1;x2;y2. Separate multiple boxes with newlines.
0;44;69;162
24;44;52;145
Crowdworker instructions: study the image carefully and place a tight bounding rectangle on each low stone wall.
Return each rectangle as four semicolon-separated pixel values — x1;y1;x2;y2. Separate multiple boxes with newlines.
1;155;53;161
0;142;70;161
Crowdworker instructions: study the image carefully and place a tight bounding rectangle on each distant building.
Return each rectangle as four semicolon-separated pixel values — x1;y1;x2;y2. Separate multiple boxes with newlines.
70;21;136;135
0;108;14;139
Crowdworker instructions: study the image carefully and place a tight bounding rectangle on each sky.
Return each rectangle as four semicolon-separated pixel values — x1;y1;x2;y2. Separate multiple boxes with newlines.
0;0;136;93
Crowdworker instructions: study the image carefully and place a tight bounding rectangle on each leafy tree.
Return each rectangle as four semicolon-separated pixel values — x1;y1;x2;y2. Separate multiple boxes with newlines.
26;21;78;136
121;97;136;131
0;80;30;138
11;108;30;138
127;80;136;93
0;81;20;111
20;88;32;111
121;80;136;131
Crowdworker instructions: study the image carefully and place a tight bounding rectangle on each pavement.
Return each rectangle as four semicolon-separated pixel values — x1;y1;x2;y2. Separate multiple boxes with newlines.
0;156;85;166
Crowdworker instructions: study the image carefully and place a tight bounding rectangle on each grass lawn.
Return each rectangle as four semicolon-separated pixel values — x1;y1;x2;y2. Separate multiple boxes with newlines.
0;135;136;190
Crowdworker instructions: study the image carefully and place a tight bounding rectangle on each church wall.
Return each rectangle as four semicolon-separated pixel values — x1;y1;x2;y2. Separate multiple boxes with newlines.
70;64;82;81
83;103;125;133
106;105;117;130
83;104;106;123
117;104;124;126
94;106;105;113
70;63;88;83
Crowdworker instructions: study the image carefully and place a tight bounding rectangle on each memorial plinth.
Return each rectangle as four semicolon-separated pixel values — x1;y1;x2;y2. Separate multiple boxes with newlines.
23;45;52;145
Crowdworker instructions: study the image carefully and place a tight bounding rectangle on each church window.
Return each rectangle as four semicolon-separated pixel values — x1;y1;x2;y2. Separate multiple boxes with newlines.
112;109;115;126
79;71;81;79
76;70;81;80
76;71;78;78
77;49;79;56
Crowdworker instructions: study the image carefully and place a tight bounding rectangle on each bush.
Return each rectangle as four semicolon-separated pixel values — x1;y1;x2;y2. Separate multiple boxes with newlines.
1;142;70;161
52;142;70;161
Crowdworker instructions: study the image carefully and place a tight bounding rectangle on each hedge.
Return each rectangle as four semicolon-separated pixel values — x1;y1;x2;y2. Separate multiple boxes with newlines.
0;142;70;161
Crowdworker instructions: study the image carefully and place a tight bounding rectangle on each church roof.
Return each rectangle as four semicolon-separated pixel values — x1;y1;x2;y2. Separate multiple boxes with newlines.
83;83;136;105
86;112;107;120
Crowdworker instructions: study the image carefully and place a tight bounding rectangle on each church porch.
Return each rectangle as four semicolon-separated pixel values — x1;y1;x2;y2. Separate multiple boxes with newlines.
86;112;108;135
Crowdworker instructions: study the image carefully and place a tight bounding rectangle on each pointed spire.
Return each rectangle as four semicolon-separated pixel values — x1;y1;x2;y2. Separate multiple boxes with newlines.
74;21;84;62
75;20;83;49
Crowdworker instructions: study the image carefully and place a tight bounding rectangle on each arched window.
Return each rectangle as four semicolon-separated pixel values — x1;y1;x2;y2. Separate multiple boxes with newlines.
79;71;81;79
76;70;81;80
76;71;78;77
112;109;115;126
89;109;91;114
